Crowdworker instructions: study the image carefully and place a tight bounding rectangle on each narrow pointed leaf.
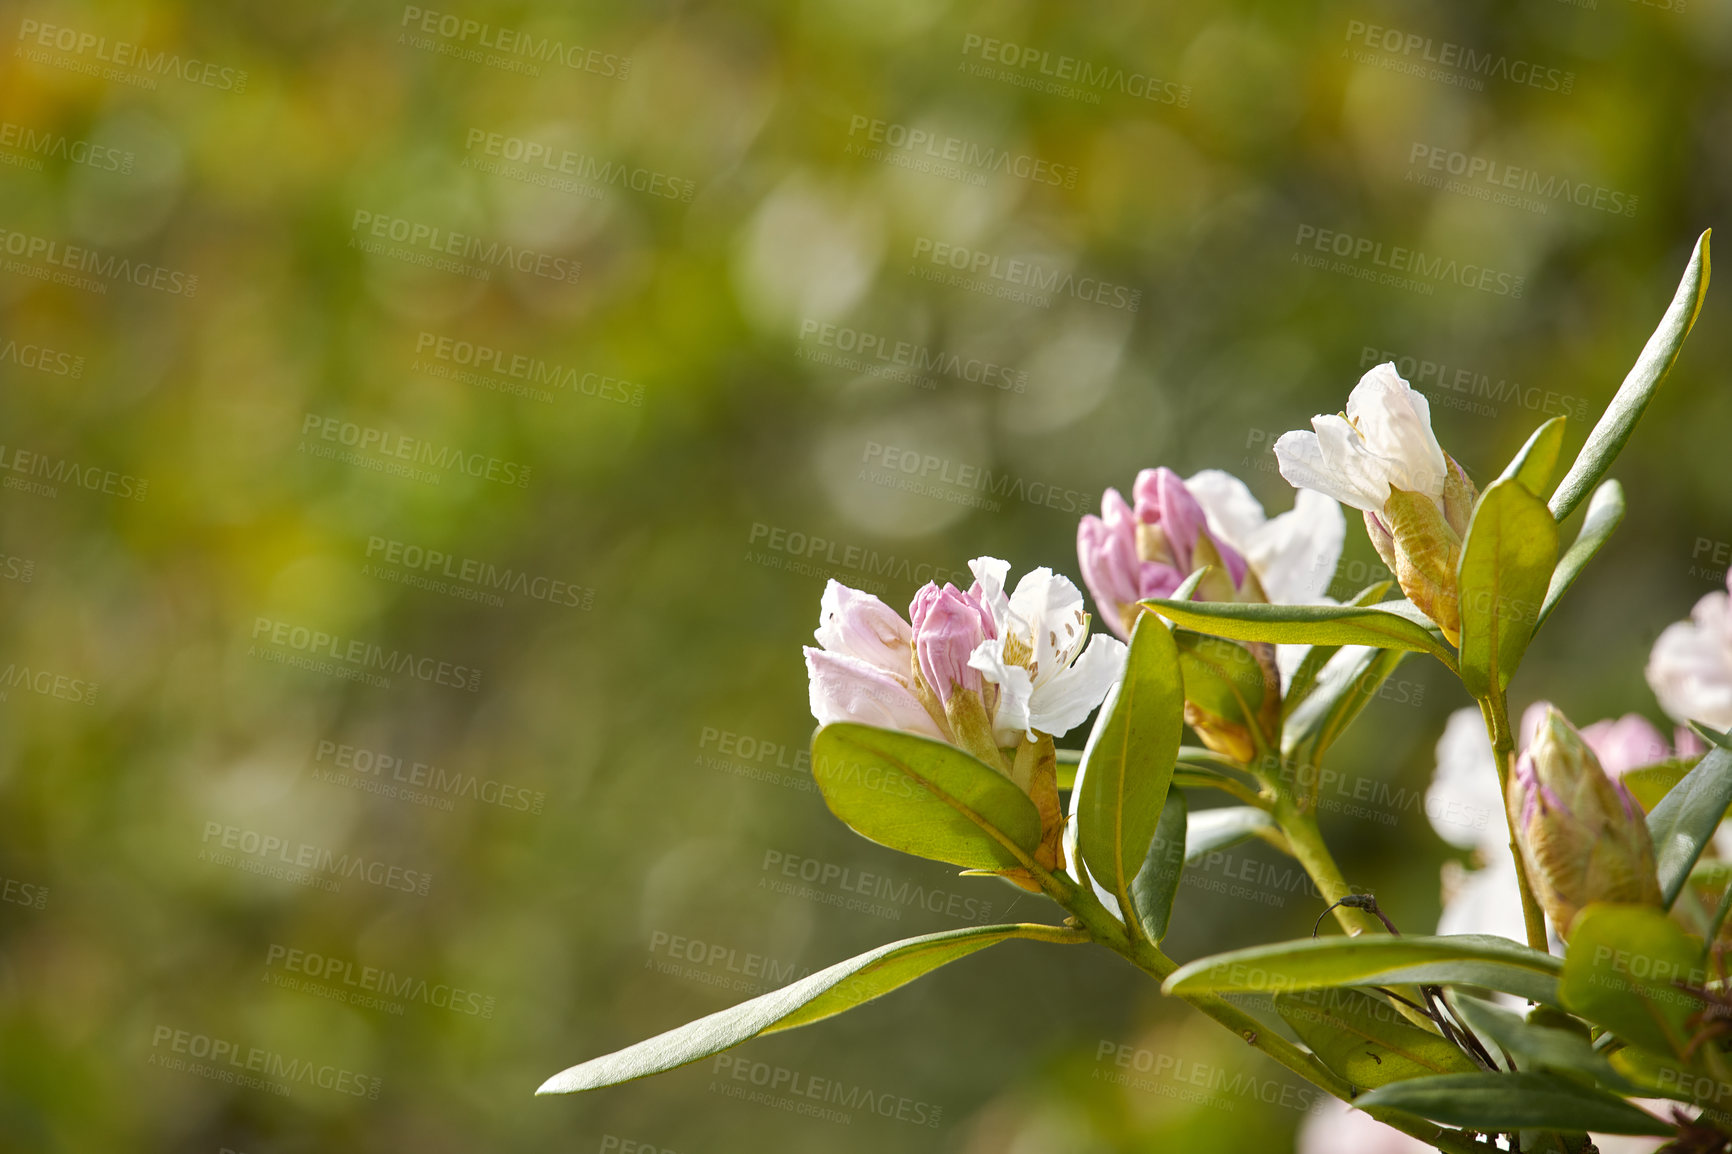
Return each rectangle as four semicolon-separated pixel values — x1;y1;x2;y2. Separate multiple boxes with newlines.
1163;935;1563;1006
1449;995;1637;1090
1282;644;1409;767
1354;1072;1672;1136
1559;903;1711;1058
1275;988;1477;1090
1498;416;1568;498
537;923;1085;1094
1646;745;1732;906
1076;614;1184;912
1185;805;1276;859
1535;480;1625;633
1551;230;1711;522
1456;478;1560;698
811;724;1042;871
1129;788;1188;942
1142;598;1457;668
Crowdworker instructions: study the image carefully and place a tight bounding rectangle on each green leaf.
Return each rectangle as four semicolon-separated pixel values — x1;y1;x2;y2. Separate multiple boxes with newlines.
1551;230;1712;522
1449;995;1637;1090
1646;746;1732;907
811;724;1042;871
1498;416;1568;499
1281;581;1394;716
1693;722;1732;751
1274;988;1477;1090
1162;934;1563;1006
1534;480;1625;633
1620;759;1693;814
1354;1072;1672;1136
536;923;1085;1094
1184;805;1276;860
1141;597;1457;669
1174;628;1268;735
1281;645;1409;768
1455;478;1560;698
1559;903;1711;1059
1129;788;1188;943
1076;614;1185;910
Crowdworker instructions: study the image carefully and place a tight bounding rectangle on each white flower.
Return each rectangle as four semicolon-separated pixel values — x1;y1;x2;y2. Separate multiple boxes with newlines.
1184;469;1346;605
966;559;1127;745
1274;363;1449;515
1646;574;1732;732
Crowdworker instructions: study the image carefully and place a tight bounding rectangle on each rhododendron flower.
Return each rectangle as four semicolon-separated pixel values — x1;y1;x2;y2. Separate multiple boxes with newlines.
1646;572;1732;733
1274;363;1477;641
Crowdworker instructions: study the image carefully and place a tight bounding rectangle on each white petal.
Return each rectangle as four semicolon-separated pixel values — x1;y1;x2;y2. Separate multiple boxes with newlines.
968;637;1034;746
1436;847;1528;941
1183;469;1268;553
967;556;1011;626
1249;489;1346;605
1427;707;1504;852
1299;1099;1436;1154
1345;363;1447;496
1275;423;1387;513
1026;634;1127;740
1005;567;1090;683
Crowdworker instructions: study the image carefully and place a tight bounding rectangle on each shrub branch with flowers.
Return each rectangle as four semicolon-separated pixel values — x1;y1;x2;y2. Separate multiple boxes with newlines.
540;234;1726;1154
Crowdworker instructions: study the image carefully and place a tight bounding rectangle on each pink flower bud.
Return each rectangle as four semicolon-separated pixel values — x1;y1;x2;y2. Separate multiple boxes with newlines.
909;582;995;708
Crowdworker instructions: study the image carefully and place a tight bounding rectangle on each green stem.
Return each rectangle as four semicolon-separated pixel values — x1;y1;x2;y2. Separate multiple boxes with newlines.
1480;692;1550;953
1274;796;1388;939
1054;873;1491;1154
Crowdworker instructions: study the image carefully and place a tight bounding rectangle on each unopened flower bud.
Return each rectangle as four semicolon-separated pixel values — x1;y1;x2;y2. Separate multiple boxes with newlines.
1508;706;1662;936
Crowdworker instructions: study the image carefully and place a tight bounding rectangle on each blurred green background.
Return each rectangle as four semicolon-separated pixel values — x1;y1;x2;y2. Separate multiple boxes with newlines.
1;0;1728;1150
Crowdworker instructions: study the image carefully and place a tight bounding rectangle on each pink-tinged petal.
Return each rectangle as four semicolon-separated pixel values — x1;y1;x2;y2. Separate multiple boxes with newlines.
1299;1098;1438;1154
1580;714;1672;776
1077;494;1142;641
1646;589;1732;731
910;583;994;706
1133;466;1206;572
1133;561;1189;602
814;580;912;674
804;648;945;739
